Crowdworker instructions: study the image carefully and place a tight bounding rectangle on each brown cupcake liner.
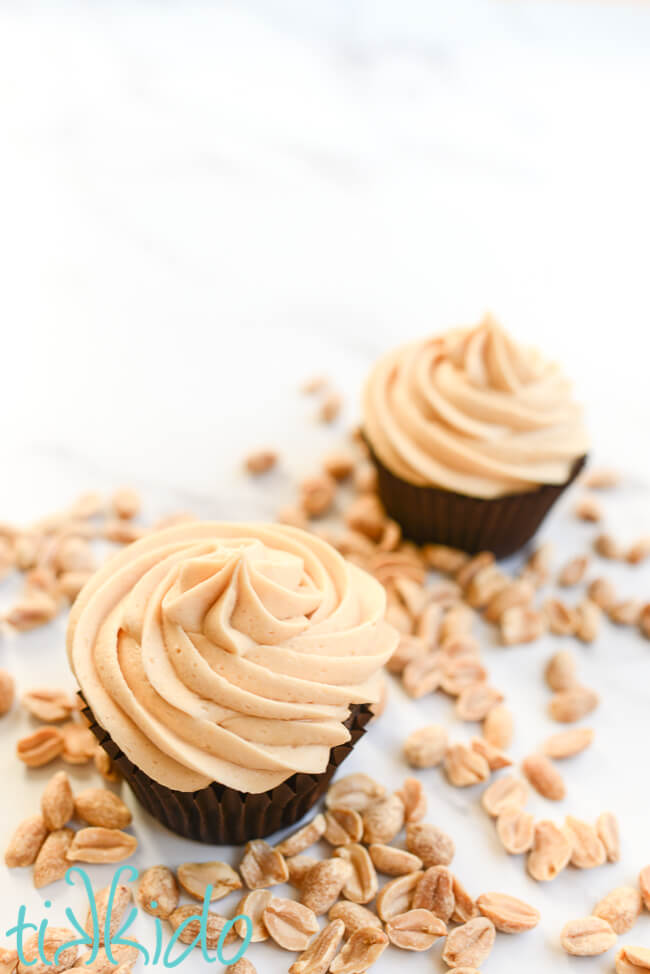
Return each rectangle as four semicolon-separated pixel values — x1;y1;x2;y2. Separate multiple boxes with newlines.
368;446;587;559
80;694;373;845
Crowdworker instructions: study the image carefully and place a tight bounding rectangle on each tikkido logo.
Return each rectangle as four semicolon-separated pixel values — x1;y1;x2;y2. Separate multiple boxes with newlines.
5;867;253;968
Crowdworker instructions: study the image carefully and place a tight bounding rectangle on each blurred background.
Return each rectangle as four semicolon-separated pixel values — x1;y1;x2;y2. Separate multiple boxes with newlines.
1;0;649;519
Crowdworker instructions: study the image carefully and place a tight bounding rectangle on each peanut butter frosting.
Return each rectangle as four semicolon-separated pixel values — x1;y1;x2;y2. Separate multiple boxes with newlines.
363;315;589;499
67;522;397;793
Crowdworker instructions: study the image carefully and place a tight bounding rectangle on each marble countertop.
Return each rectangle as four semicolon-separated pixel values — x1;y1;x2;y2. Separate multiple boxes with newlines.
1;0;650;517
1;1;650;971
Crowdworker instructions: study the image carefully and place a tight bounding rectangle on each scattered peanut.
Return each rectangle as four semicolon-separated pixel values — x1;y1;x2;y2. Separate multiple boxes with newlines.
41;771;74;831
244;450;278;475
476;892;540;933
137;866;179;918
240;840;289;889
481;776;528;818
65;827;137;864
74;789;132;830
521;753;566;801
263;898;320;951
289;919;345;974
594;886;642;934
329;927;388;974
496;810;535;855
406;823;455;868
575;495;603;521
5;815;48;868
277;815;326;857
441;917;496;969
597;812;621;863
543;727;594;760
564;816;606;869
558;554;590;587
177;861;242;901
385;909;447;950
549;685;599;723
0;669;15;716
17;727;64;767
300;858;353;915
560;916;617;956
527;820;572;882
443;744;490;788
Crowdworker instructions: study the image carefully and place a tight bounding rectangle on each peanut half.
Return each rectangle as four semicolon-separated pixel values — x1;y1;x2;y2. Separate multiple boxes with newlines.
593;886;642;934
137;866;179;918
362;794;404;845
168;907;236;949
411;866;454;921
5;815;48;868
597;812;621;863
177;861;242;901
406;823;455;868
277;814;326;856
476;892;540;933
564;816;606;869
403;725;448;769
84;885;132;945
326;774;385;813
334;844;378;905
289;919;345;974
263;898;319;951
239;839;289;889
441;917;496;969
65;827;137;864
33;829;74;889
481;775;528;818
41;771;74;831
17;929;78;974
369;844;422;877
560;916;617;956
385;909;447;950
234;890;272;942
521;754;566;801
543;727;594;760
482;704;514;750
527;820;572;882
0;669;15;716
376;871;423;922
17;727;64;767
329;928;388;974
616;946;650;973
443;744;490;788
300;858;353;915
328;903;383;938
639;865;650;910
74;789;132;829
496;810;535;855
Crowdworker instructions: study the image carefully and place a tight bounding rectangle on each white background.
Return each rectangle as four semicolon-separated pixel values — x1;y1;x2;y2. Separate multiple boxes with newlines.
1;1;650;971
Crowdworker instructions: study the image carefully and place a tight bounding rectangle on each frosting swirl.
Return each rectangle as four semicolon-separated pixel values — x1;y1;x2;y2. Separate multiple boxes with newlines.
363;316;589;499
67;522;396;793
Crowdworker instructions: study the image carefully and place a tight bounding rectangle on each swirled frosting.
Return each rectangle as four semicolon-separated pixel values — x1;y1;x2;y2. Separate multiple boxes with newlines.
363;316;589;499
67;522;397;793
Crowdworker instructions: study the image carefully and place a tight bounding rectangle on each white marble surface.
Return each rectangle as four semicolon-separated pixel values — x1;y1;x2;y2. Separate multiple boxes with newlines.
3;469;650;974
2;0;650;970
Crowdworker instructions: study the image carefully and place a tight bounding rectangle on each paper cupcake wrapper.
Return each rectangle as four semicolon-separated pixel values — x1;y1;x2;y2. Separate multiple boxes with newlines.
81;695;373;845
369;448;587;558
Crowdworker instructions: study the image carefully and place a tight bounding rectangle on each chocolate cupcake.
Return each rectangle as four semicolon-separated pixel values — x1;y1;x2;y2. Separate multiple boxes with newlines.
363;316;589;557
68;522;397;844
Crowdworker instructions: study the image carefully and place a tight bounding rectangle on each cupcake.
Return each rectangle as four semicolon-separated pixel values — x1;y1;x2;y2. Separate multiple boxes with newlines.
363;316;589;557
67;522;396;844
